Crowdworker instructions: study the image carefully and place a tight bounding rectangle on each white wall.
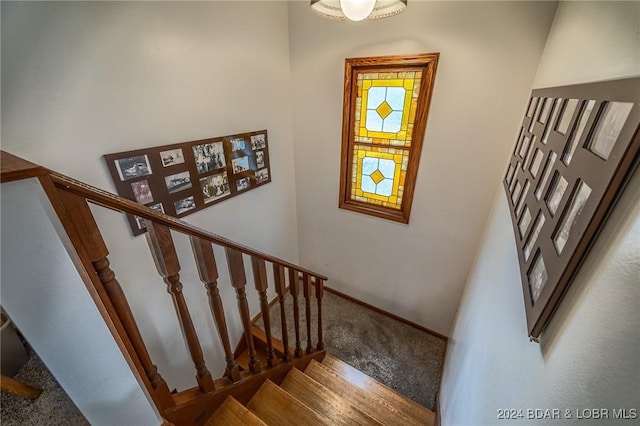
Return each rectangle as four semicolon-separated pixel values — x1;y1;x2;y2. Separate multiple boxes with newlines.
2;1;296;392
440;2;640;424
287;1;557;335
1;179;160;426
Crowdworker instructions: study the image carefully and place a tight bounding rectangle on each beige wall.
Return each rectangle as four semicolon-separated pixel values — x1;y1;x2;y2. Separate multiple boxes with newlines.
440;2;640;424
2;1;297;392
287;1;557;335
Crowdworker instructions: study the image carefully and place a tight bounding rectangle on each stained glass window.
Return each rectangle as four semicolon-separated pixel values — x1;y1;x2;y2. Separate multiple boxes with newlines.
339;54;439;223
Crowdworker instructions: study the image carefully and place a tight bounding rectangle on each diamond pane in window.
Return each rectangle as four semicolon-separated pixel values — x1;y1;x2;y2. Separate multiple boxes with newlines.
362;157;378;175
528;253;548;304
377;179;394;196
366;110;383;132
546;172;568;216
556;99;579;135
366;87;387;109
386;87;406;110
382;111;402;133
588;102;634;160
361;175;376;193
378;158;396;177
554;181;592;254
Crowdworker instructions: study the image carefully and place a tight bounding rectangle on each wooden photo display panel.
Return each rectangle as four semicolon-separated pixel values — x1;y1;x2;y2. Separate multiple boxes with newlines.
104;130;272;236
503;78;640;339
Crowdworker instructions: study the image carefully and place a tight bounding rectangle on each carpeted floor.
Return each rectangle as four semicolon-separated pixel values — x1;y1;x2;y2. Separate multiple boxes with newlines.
255;289;447;411
1;349;87;426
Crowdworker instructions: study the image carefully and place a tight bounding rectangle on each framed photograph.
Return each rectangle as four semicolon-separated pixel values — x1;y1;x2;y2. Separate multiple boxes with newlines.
115;155;152;181
200;172;230;203
256;168;269;184
104;129;272;236
251;134;266;150
160;148;185;167
236;177;250;192
165;171;192;194
231;156;249;174
131;180;154;204
502;77;640;339
256;151;265;169
230;137;246;152
174;196;196;215
193;142;225;174
148;202;165;214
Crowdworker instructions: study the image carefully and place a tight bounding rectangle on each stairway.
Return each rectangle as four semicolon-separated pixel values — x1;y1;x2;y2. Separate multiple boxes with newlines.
206;354;435;426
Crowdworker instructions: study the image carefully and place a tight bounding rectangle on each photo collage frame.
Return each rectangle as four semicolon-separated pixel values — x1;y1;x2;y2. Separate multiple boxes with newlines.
503;78;639;339
104;130;271;236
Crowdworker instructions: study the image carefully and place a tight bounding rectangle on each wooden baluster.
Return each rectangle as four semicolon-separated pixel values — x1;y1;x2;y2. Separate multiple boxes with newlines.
315;277;325;351
288;269;303;358
146;222;215;393
190;237;241;382
302;273;313;354
251;257;276;368
225;248;261;374
54;190;174;409
272;265;291;362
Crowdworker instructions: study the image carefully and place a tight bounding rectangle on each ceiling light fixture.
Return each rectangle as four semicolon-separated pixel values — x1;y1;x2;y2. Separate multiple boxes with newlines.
310;0;407;21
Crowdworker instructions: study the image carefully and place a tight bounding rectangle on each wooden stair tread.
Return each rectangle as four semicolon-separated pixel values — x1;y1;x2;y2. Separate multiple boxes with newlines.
322;354;435;425
305;360;430;426
206;396;266;426
247;379;335;426
280;367;382;426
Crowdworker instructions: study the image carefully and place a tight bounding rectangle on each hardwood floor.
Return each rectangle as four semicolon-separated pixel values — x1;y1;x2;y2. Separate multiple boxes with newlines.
210;354;436;425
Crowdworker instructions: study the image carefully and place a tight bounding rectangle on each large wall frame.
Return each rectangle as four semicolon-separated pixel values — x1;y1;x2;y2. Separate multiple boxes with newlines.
503;77;640;339
104;130;271;236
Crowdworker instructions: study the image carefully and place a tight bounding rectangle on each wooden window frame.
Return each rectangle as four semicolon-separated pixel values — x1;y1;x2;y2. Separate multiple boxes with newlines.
338;53;439;223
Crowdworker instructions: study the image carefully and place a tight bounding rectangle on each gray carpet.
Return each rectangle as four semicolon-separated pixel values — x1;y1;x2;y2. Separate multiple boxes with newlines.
1;349;87;426
255;290;447;411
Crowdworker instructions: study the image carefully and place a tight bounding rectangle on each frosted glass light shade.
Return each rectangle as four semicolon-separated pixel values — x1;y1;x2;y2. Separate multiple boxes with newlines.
310;0;407;20
340;0;376;21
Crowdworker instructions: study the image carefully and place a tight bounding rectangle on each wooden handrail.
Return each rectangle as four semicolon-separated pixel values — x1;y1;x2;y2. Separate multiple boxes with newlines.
48;171;328;281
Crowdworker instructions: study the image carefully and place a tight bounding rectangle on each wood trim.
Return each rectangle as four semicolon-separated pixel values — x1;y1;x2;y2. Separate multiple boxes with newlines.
324;286;449;341
248;283;449;342
338;53;440;224
164;351;325;426
48;171;327;280
36;173;173;411
0;151;47;183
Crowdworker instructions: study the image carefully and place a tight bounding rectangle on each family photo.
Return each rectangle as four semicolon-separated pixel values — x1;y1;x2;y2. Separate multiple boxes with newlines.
193;142;225;174
165;171;192;194
174;196;196;215
250;133;266;150
131;179;154;204
115;155;152;181
232;156;249;174
200;172;230;203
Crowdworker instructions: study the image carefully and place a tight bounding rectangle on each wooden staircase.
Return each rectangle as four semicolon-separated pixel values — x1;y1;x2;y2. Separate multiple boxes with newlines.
1;151;438;426
208;354;435;425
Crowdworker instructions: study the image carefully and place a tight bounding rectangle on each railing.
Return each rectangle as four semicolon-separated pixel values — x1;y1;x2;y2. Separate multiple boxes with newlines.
4;155;327;424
